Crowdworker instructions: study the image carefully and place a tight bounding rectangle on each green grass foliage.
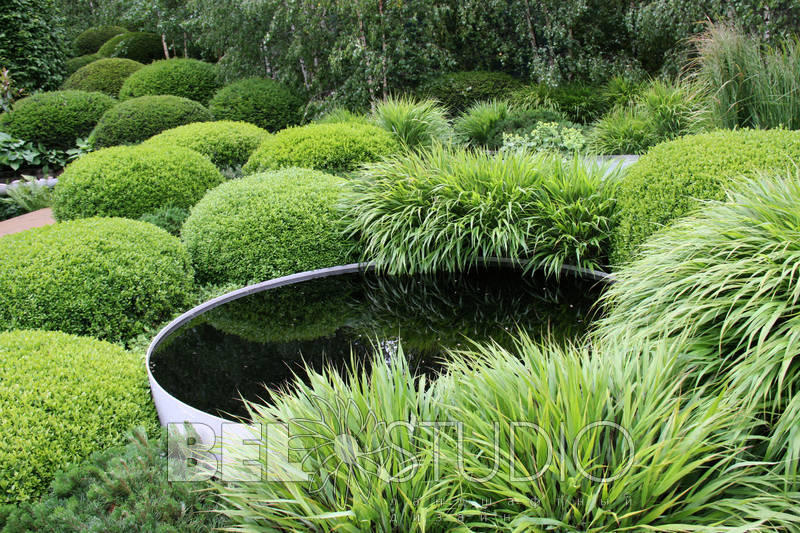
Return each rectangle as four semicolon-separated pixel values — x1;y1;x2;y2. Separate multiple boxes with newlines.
73;25;127;55
454;99;566;149
182;168;354;284
97;32;164;63
64;53;100;75
511;83;610;124
0;330;157;504
53;144;223;220
611;128;800;264
417;70;521;114
62;58;143;97
243;122;399;175
208;77;304;132
119;58;220;105
370;95;452;150
89;95;212;147
0;218;194;342
0;90;114;149
143;120;269;169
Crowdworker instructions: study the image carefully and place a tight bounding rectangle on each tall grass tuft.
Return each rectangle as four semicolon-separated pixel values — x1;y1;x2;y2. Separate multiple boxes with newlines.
694;23;800;129
370;95;452;150
596;172;800;480
344;146;621;277
453;99;511;148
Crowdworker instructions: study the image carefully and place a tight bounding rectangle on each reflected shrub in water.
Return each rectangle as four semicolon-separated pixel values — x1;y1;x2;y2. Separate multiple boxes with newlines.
346;146;621;276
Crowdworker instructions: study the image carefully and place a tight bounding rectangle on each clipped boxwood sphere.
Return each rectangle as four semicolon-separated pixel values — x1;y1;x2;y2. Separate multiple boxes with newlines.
63;57;143;96
119;59;220;105
0;329;157;504
0;218;194;342
144;120;269;169
0;90;114;149
98;32;164;63
182;168;354;284
53;144;224;220
89;95;212;147
65;53;101;75
417;71;522;114
73;25;127;55
243;123;399;174
612;129;800;265
208;77;303;132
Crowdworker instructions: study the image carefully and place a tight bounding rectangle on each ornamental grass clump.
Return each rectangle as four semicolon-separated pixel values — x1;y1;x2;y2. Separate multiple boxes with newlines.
345;146;621;276
597;173;800;480
369;95;452;150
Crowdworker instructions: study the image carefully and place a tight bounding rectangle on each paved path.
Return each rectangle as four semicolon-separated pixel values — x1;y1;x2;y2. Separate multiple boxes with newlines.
0;208;55;237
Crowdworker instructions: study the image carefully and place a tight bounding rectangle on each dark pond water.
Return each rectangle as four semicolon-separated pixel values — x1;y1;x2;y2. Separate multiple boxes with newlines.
150;265;605;419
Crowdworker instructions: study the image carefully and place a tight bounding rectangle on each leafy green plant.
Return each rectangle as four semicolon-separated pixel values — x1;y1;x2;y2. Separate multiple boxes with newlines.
97;32;164;63
64;53;101;75
138;206;190;236
346;146;620;276
53;144;223;220
611;128;800;265
1;428;227;532
243;122;399;175
143;120;269;169
589;106;654;155
454;99;567;150
511;83;610;124
370;95;452;150
0;68;25;113
0;218;194;342
73;25;127;55
0;175;52;213
119;58;220;105
500;121;589;154
89;95;212;147
597;173;800;480
208;77;304;132
0;330;157;504
602;75;643;107
314;107;370;125
0;90;114;150
182;168;355;284
417;71;521;114
62;57;143;97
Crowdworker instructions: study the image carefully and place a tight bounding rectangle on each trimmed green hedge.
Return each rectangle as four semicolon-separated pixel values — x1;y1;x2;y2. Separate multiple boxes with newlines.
0;218;194;342
73;25;127;55
611;129;800;265
208;77;303;132
243;123;399;175
0;330;157;505
0;90;114;149
65;53;100;75
119;59;220;105
182;168;354;284
53;144;224;220
417;71;521;114
144;120;269;169
89;95;212;147
97;32;164;63
62;58;143;96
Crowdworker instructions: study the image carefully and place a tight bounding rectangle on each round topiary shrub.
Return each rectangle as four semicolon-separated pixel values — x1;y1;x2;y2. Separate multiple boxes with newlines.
144;120;269;169
89;95;212;147
0;90;114;149
242;123;399;175
417;71;522;114
119;59;220;105
62;57;143;97
611;129;800;265
65;53;101;75
73;25;128;55
208;77;303;132
0;329;157;504
53;144;224;220
182;168;354;284
97;32;164;63
0;218;194;342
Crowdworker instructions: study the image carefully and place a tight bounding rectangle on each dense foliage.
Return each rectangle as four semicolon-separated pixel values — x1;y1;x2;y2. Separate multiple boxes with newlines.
182;168;354;284
511;83;612;124
208;77;303;132
612;129;800;264
0;330;157;504
119;58;219;104
417;71;521;114
97;31;164;63
346;146;620;276
62;58;143;96
0;90;114;149
64;53;100;75
89;94;211;147
0;0;66;91
1;428;227;532
0;218;194;342
370;95;452;150
454;99;566;149
244;122;399;175
138;206;190;236
72;25;127;55
53;144;223;220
